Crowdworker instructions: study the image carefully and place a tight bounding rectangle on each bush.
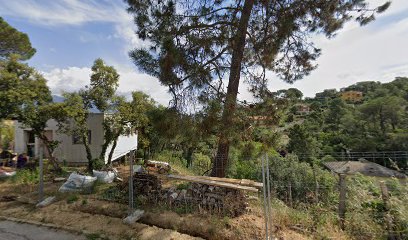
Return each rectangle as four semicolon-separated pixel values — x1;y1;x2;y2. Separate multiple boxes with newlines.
66;194;79;204
263;154;337;205
155;150;186;166
92;158;105;170
191;153;211;175
346;174;408;239
11;168;39;184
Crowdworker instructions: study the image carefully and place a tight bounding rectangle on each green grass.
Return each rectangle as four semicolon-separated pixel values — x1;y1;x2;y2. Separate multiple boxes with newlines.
66;194;79;204
85;233;110;240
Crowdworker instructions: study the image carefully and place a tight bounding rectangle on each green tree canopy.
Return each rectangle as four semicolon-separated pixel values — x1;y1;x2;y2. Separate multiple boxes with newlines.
88;58;120;112
59;58;121;172
0;56;51;119
0;17;36;60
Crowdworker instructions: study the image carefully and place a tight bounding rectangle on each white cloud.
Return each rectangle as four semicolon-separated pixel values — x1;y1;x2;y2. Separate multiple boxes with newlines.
42;67;91;94
0;0;111;25
0;0;146;52
41;64;171;105
115;65;171;105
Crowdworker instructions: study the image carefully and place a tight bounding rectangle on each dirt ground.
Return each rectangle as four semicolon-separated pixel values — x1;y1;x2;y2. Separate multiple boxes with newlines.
0;185;200;240
0;167;310;240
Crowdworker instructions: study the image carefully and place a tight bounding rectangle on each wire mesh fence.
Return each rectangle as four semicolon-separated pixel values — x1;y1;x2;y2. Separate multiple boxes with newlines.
297;151;408;169
258;152;408;240
15;148;406;240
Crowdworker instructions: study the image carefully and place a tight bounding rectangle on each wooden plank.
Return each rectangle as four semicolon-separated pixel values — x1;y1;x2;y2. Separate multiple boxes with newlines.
193;175;263;188
167;174;259;192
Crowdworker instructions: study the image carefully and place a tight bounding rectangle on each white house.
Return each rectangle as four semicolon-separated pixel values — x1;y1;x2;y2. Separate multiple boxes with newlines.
14;113;137;165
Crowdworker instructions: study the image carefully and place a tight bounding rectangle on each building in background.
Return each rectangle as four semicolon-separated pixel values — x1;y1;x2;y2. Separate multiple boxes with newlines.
14;113;137;165
340;91;363;102
295;103;311;115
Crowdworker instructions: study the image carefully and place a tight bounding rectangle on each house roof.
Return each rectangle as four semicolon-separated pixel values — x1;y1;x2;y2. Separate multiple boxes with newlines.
323;160;406;178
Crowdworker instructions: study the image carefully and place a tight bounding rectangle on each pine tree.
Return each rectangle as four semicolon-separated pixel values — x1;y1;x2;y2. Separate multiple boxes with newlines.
0;17;36;60
125;0;390;177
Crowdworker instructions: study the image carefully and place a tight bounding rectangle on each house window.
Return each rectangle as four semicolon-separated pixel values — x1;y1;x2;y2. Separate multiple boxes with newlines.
27;131;35;144
72;131;91;144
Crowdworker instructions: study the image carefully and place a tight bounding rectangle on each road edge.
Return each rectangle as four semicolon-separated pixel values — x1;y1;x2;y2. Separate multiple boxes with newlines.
0;215;96;238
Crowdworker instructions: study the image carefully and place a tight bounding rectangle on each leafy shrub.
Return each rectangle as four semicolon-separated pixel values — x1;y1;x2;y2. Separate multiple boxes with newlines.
191;153;211;175
11;168;39;184
92;158;105;170
156;150;186;166
264;154;337;205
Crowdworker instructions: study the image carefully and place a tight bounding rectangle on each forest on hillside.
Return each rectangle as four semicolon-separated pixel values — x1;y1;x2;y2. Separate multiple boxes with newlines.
129;77;408;178
287;77;408;168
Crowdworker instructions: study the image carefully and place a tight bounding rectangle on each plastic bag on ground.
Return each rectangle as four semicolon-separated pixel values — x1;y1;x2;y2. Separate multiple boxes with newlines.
133;165;144;173
36;196;56;208
93;170;116;183
58;172;97;192
123;209;144;224
0;168;16;178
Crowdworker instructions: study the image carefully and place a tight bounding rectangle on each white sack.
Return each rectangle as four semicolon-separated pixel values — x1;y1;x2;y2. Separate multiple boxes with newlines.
59;172;97;192
93;170;116;183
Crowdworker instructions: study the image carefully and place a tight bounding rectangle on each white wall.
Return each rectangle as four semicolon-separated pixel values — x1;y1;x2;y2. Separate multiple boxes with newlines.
14;113;105;164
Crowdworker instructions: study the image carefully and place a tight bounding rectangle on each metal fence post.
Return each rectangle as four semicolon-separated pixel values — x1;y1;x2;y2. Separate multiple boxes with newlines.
338;174;347;230
129;151;134;213
261;154;269;240
265;154;273;239
38;147;44;203
380;181;397;240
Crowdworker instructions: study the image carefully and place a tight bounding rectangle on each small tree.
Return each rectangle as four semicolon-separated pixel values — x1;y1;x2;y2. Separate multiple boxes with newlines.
0;57;65;171
60;59;154;172
20;102;67;172
60;91;94;172
287;124;320;163
105;92;155;165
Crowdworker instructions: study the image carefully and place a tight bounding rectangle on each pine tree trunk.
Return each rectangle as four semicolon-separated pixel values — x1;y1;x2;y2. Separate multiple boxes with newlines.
186;147;194;168
212;0;255;177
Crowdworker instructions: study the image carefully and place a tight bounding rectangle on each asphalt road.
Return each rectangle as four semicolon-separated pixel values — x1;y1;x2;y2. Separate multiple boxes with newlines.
0;220;86;240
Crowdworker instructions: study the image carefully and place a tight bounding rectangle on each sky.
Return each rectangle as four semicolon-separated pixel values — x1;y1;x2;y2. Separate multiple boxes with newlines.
1;0;407;105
